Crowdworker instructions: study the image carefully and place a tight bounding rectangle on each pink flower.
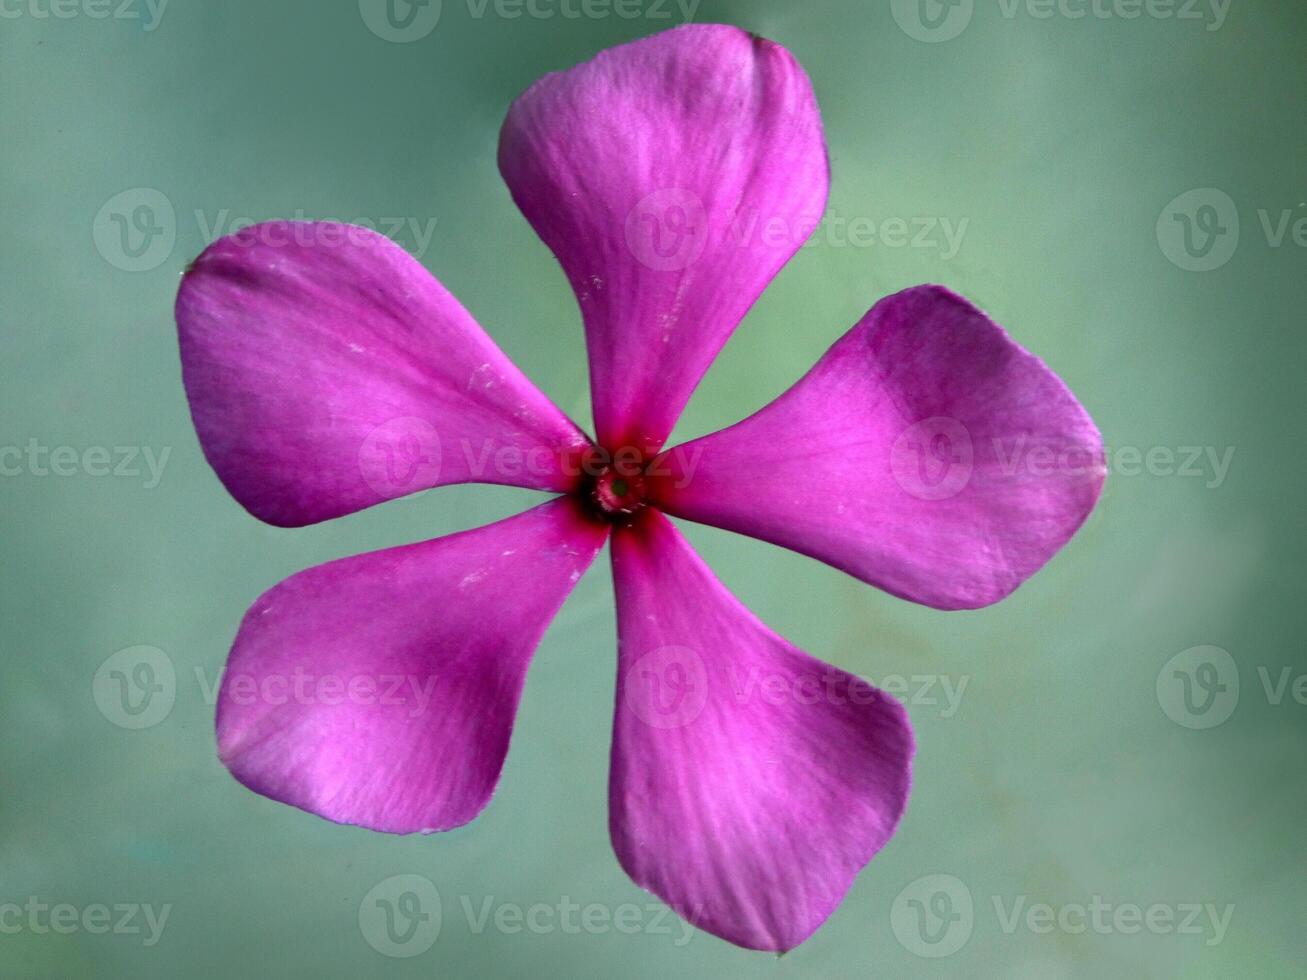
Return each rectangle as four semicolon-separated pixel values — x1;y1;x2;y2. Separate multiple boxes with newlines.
175;25;1104;952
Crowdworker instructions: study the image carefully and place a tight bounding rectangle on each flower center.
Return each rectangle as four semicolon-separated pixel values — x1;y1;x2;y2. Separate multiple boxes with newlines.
584;460;649;523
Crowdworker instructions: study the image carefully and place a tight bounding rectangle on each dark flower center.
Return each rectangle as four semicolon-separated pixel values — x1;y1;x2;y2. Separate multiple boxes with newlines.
582;449;649;523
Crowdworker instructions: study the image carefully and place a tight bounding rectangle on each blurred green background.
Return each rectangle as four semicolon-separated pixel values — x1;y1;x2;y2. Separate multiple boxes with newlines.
2;1;1303;977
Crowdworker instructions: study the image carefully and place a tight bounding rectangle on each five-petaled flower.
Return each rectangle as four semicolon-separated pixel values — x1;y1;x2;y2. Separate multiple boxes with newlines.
175;25;1105;952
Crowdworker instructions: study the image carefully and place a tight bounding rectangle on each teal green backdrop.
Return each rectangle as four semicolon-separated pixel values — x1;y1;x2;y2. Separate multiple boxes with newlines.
2;1;1303;977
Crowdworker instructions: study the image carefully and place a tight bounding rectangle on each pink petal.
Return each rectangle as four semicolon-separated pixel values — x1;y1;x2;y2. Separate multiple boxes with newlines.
216;497;607;835
649;285;1106;610
177;221;592;527
499;25;830;456
609;510;914;951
